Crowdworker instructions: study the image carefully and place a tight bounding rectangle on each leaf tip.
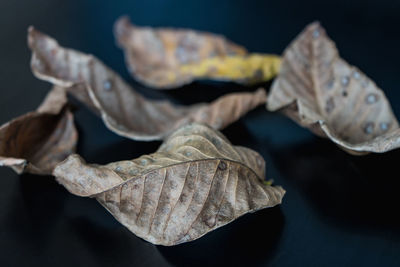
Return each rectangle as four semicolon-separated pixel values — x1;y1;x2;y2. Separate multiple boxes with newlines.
27;25;35;34
27;25;37;48
255;87;267;102
114;15;133;43
53;154;93;197
304;21;327;39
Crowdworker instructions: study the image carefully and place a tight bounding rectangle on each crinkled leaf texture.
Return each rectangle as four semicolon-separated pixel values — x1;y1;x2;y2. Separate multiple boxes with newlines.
0;87;77;175
28;27;267;141
54;124;285;246
114;16;281;89
267;22;400;154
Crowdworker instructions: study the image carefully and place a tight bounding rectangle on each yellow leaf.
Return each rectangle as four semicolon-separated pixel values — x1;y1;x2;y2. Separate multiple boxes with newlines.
179;54;281;84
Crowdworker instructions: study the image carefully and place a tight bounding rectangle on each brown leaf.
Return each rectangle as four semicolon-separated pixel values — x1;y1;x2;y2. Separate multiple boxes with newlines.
28;27;266;141
0;87;77;175
53;123;285;245
114;16;281;88
267;22;400;154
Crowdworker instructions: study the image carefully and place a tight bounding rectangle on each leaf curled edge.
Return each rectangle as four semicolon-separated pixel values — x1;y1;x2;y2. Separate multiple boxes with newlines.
0;87;77;174
267;22;400;154
53;123;285;245
28;27;267;141
114;16;281;89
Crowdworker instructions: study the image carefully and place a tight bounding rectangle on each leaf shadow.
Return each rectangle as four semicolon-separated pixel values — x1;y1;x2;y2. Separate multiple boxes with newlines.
221;118;260;148
81;135;162;165
164;80;272;105
66;217;155;267
270;138;400;237
4;173;68;242
157;206;284;267
72;101;162;165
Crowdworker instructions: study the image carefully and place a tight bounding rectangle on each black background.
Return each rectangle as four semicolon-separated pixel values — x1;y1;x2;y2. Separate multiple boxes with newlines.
1;0;400;266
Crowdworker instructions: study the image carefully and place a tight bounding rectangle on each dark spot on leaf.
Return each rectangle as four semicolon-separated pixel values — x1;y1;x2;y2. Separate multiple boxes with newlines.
218;161;227;170
325;97;335;113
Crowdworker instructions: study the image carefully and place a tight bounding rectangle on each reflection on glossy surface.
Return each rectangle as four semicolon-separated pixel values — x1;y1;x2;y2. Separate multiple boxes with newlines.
2;0;400;266
158;207;284;267
272;138;400;234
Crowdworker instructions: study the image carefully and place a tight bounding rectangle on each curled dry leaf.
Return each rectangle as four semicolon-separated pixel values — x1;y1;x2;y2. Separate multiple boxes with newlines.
0;87;77;175
28;27;267;141
267;22;400;154
54;123;285;246
114;16;281;89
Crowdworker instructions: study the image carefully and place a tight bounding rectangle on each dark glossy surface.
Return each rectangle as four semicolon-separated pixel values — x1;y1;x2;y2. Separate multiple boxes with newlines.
1;0;400;266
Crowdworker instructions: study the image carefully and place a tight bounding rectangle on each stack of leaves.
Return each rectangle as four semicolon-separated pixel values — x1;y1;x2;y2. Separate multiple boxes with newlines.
0;17;284;246
3;16;400;246
28;27;268;141
112;19;400;154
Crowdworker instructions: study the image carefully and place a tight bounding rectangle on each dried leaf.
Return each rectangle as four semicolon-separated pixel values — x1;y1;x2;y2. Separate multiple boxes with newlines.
54;123;285;245
267;22;400;154
114;16;281;88
0;87;77;174
28;27;266;141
